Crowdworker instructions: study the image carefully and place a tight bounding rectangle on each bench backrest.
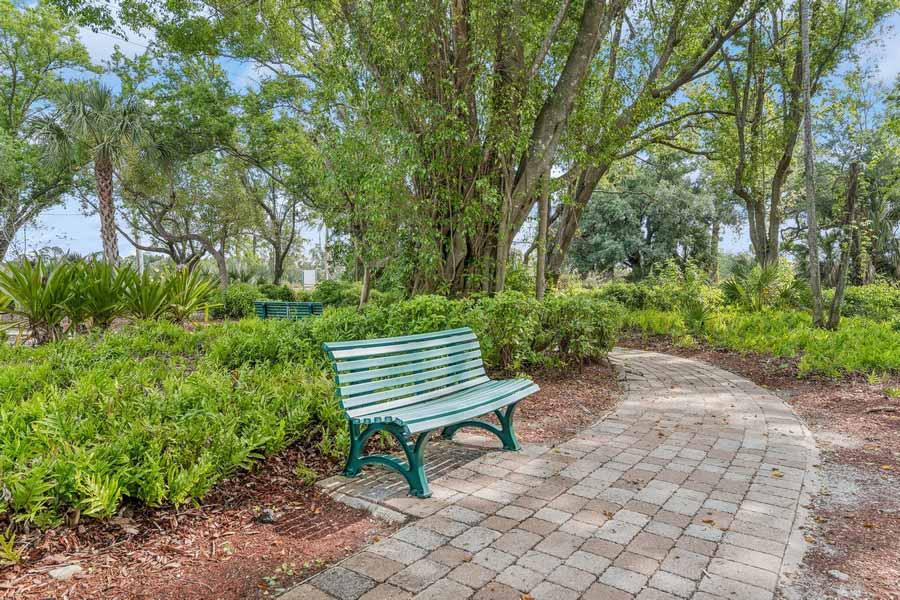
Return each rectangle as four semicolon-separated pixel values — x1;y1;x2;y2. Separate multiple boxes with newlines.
254;301;324;319
323;327;488;420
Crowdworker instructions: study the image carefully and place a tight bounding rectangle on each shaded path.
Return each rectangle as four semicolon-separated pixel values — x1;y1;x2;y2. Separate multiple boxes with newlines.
285;349;816;599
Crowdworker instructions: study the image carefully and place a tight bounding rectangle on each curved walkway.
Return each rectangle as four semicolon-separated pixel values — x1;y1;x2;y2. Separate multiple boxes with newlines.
286;349;816;600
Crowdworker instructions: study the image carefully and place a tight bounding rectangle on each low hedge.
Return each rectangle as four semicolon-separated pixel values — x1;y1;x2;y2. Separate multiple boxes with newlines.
0;291;621;526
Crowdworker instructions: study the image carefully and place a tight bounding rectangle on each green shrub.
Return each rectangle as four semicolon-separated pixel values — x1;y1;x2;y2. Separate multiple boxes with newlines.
826;283;900;321
721;260;806;312
595;281;649;309
380;294;470;336
165;268;220;322
538;293;621;364
258;283;295;302
218;283;259;319
470;291;541;370
311;279;360;307
122;269;171;320
67;261;131;329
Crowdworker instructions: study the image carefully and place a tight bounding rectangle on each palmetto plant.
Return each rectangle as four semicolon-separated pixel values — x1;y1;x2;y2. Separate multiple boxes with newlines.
721;261;806;312
67;261;132;329
0;259;75;344
166;268;220;322
121;269;170;321
35;81;145;264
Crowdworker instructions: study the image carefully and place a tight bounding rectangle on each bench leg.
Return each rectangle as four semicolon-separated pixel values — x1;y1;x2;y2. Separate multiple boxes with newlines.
440;403;521;451
342;421;432;498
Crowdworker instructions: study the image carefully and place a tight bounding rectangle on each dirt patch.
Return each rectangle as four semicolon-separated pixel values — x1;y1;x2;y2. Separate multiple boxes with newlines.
0;447;394;600
620;335;900;599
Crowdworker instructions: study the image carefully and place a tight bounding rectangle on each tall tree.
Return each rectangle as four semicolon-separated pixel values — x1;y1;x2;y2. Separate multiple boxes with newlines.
38;81;144;263
704;0;894;267
801;0;824;325
0;0;92;259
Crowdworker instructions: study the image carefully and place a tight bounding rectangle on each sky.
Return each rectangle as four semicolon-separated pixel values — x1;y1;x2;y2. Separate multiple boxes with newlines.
12;11;900;260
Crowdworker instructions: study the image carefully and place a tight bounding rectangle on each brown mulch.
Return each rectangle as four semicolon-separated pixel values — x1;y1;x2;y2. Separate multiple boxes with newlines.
1;362;621;600
620;335;900;599
516;360;620;445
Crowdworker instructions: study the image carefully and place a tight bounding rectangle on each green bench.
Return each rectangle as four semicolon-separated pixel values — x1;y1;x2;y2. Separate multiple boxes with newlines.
254;300;323;320
323;327;539;497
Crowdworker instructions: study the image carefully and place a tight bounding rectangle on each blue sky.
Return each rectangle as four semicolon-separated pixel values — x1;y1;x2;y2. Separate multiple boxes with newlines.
13;11;900;259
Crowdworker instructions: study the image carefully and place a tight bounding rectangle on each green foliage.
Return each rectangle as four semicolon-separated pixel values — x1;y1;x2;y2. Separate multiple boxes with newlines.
625;307;900;377
219;282;259;319
258;283;295;302
0;320;336;525
311;280;360;307
0;258;74;343
594;281;650;310
0;529;20;565
721;260;807;312
165;268;220;322
470;291;541;371
537;293;622;365
121;269;171;320
68;261;131;329
825;283;900;321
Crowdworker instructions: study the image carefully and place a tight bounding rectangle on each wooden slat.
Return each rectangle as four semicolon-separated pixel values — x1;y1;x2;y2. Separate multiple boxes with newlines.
335;349;483;384
397;379;535;423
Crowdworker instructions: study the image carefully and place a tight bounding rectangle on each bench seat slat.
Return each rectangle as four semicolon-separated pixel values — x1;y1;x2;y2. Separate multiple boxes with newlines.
341;366;487;407
353;378;538;434
326;332;478;359
346;375;490;418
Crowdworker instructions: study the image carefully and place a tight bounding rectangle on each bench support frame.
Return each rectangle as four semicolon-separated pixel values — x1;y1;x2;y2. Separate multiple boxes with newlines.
344;421;432;498
440;403;521;451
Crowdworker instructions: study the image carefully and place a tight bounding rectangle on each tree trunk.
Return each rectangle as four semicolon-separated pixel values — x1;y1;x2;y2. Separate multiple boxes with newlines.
709;219;721;282
95;159;120;264
801;0;823;327
536;176;550;300
359;261;372;308
827;162;860;330
210;246;229;289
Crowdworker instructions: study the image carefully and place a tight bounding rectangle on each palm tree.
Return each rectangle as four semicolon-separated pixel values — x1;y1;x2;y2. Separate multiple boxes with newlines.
37;82;144;264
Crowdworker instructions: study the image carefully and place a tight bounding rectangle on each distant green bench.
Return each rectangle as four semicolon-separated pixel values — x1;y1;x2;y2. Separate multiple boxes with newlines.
323;327;539;497
254;300;323;320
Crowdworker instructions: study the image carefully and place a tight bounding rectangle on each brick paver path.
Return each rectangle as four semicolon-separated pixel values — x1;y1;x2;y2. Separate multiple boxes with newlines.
285;349;816;600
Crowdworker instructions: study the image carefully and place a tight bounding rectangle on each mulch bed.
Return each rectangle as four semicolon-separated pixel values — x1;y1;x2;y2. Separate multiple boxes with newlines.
1;361;621;599
620;335;900;599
